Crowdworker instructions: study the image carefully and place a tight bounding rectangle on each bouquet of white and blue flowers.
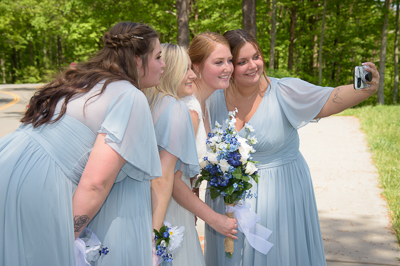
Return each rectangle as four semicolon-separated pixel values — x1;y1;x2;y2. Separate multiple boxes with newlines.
196;108;274;258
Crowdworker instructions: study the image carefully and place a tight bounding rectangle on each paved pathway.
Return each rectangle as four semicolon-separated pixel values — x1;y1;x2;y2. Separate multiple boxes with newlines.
0;84;43;137
299;116;399;265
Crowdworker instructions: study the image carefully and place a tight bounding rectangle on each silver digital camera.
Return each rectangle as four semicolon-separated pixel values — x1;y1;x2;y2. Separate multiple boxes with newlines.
354;65;372;90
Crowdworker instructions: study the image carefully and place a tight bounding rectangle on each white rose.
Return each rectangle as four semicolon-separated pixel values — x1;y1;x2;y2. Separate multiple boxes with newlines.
238;138;252;155
207;153;218;165
199;157;208;169
219;159;230;173
245;162;258;175
240;152;250;164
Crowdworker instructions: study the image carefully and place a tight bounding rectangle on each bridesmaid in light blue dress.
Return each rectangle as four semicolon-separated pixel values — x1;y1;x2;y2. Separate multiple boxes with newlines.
0;22;163;266
204;29;380;266
147;42;238;266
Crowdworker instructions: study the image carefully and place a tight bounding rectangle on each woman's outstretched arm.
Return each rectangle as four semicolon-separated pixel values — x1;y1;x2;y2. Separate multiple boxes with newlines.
316;62;379;119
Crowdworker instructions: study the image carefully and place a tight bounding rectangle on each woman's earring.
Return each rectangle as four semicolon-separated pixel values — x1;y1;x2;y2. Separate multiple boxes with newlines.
199;72;202;79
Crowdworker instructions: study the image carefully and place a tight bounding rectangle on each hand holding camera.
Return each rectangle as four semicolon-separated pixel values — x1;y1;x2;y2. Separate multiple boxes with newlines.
353;62;379;93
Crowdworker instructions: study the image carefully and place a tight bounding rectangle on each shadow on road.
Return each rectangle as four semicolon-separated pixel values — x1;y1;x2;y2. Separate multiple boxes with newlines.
319;212;399;265
0;99;12;104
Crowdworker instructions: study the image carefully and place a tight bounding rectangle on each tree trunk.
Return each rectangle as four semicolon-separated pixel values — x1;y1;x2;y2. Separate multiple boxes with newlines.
242;0;257;39
43;32;47;69
11;48;16;83
29;41;34;66
394;0;399;104
49;36;52;68
57;35;63;67
319;0;327;85
288;3;297;71
1;53;5;84
378;0;393;105
194;3;198;34
269;0;277;69
177;0;190;47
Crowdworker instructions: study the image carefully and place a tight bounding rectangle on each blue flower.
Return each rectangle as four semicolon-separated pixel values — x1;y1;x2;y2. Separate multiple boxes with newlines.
209;165;219;176
227;152;242;167
233;183;238;189
163;232;169;238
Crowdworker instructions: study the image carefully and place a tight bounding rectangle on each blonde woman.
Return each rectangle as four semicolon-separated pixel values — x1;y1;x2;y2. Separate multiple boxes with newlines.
144;43;237;266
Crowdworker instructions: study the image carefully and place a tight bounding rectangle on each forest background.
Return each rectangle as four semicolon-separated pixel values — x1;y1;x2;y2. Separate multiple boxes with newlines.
0;0;399;106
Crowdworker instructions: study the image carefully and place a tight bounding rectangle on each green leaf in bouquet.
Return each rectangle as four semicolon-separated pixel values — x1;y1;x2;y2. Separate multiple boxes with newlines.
252;174;259;184
243;182;253;190
224;184;235;195
232;168;249;181
210;187;220;199
200;170;210;177
195;177;204;188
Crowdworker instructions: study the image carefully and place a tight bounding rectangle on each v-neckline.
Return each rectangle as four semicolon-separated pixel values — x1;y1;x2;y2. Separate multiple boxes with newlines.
222;78;275;133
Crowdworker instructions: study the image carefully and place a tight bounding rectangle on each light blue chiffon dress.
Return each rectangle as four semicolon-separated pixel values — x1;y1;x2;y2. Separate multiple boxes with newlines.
161;95;206;266
204;77;334;266
149;95;200;266
0;80;161;266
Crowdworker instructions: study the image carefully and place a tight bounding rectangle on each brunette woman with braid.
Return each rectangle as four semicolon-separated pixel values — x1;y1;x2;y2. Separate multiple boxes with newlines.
0;22;164;266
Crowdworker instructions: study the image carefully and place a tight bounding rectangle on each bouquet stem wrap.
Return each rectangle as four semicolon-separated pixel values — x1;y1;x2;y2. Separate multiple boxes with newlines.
225;201;274;256
224;203;236;257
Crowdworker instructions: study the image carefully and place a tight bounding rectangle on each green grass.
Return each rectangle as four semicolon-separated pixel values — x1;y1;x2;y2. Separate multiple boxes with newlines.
338;105;400;241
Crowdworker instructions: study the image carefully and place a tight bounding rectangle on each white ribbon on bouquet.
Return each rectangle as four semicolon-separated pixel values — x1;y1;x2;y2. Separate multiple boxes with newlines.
225;201;274;255
75;228;103;266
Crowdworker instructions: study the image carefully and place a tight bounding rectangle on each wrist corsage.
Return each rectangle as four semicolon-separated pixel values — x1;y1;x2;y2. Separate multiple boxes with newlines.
153;221;185;263
75;228;109;266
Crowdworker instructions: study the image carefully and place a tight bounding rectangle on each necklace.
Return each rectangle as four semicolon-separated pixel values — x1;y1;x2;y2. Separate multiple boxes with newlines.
236;84;259;100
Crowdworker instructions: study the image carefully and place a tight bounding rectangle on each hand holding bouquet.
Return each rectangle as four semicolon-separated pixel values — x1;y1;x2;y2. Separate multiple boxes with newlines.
196;108;272;257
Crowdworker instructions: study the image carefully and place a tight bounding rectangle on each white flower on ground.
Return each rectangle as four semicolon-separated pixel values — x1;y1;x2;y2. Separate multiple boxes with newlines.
245;162;258;175
219;159;230;173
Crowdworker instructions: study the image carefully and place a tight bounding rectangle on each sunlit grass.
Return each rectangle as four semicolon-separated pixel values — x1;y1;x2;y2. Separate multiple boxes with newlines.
339;105;400;241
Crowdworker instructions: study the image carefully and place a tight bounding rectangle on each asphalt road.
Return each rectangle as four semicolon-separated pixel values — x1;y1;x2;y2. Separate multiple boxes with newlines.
0;84;42;138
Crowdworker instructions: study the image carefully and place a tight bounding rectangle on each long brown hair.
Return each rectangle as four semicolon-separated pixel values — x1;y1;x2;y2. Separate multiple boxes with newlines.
223;29;267;79
21;22;158;127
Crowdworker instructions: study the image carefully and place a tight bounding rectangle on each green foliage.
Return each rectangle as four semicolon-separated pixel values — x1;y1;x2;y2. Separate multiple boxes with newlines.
0;0;399;105
340;105;400;241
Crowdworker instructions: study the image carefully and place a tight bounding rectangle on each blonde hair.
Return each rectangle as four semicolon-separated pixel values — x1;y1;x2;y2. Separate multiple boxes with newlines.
144;43;189;109
188;32;230;73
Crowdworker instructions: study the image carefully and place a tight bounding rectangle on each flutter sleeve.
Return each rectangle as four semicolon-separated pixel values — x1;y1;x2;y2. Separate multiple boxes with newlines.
153;98;200;177
276;78;334;128
98;88;162;182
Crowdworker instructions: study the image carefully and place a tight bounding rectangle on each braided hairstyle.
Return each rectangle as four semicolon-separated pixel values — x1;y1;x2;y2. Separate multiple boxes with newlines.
21;22;158;128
